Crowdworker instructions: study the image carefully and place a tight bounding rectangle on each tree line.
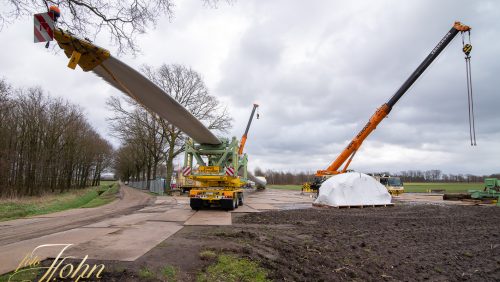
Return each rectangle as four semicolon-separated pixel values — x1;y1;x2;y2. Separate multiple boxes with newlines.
255;167;499;185
254;168;314;185
392;170;499;183
0;79;112;197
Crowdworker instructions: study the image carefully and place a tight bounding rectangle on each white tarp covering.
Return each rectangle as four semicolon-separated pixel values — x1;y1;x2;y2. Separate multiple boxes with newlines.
314;172;392;207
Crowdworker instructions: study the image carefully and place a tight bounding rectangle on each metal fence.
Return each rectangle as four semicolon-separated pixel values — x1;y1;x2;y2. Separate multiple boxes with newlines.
127;179;165;195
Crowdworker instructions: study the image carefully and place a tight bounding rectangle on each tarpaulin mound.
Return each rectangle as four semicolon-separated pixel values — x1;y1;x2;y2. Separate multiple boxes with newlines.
314;172;392;207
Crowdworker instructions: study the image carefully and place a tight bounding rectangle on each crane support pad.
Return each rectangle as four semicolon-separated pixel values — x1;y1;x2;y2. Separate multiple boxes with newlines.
53;29;110;72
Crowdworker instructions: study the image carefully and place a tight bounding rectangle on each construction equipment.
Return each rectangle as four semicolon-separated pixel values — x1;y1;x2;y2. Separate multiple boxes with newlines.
238;104;259;155
469;178;500;206
185;137;246;210
444;178;500;206
239;104;266;189
35;8;266;206
176;170;199;193
372;175;404;196
186;104;261;210
304;21;472;192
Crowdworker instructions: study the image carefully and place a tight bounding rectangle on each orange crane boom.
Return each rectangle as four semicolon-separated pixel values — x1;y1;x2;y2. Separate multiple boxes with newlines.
238;104;259;155
316;21;471;177
316;104;390;176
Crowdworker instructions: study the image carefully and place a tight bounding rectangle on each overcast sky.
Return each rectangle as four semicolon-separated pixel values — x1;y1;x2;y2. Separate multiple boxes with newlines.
0;0;499;175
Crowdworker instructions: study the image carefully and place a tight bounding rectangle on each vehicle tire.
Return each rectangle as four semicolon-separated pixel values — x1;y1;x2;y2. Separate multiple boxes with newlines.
221;199;234;211
238;193;244;206
190;198;203;210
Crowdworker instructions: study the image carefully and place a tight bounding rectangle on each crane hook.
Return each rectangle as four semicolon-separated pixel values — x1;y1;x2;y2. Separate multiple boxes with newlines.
462;31;476;146
463;43;472;56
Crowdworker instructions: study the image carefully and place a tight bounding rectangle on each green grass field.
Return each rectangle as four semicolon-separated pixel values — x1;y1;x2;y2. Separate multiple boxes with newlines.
268;182;485;193
403;182;483;193
0;181;119;222
268;185;303;191
100;180;118;186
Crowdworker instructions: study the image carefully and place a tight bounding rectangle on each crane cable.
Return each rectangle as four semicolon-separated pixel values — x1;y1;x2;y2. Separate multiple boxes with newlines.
462;31;476;146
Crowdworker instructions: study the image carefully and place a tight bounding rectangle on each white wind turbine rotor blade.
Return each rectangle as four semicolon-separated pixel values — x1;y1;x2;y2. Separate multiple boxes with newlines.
93;56;221;145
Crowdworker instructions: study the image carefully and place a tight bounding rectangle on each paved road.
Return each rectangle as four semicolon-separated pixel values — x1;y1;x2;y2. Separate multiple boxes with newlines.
0;184;153;246
0;187;313;275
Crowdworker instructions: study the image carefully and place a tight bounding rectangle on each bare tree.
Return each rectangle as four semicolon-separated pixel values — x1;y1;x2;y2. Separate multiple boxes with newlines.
254;167;264;177
0;80;11;125
109;64;232;191
260;169;314;185
3;0;174;53
107;96;168;186
144;64;232;189
2;0;229;54
0;80;113;197
114;143;140;181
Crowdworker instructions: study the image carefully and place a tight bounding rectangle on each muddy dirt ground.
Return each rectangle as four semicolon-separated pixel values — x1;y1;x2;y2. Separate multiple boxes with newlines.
58;203;499;281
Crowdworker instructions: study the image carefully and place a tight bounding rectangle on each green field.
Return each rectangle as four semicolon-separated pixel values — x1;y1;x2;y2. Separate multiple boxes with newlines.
0;182;119;221
100;180;118;186
268;185;303;191
268;182;485;193
404;182;483;193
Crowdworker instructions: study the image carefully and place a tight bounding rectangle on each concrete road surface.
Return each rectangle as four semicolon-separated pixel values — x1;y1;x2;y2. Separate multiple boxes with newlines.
0;187;313;275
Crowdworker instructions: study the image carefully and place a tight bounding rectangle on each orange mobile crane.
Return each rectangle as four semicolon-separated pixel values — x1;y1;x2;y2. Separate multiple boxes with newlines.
304;21;472;192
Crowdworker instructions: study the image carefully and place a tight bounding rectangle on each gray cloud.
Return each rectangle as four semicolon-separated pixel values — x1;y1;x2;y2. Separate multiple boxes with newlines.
0;0;498;175
214;0;500;174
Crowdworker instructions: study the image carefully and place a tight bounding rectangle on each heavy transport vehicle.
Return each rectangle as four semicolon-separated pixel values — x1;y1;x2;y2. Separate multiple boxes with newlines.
186;104;260;210
304;21;473;193
33;7;265;210
184;137;247;210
